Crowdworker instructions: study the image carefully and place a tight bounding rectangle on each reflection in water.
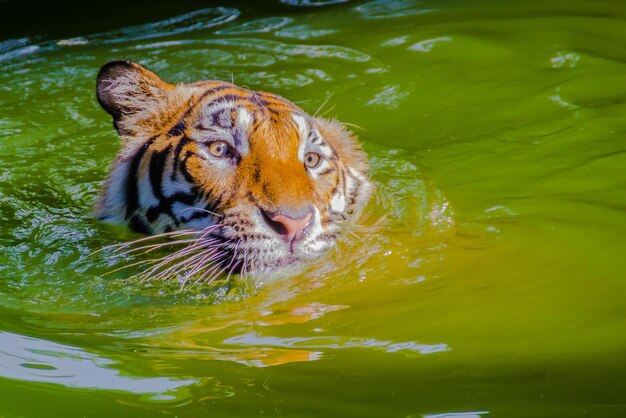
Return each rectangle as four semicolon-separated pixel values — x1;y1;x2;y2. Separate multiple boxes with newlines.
422;412;490;418
2;0;625;415
207;348;322;368
224;332;449;356
0;332;198;400
130;301;448;368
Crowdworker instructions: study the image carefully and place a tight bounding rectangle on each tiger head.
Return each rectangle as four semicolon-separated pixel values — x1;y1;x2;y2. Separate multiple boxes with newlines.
95;61;372;274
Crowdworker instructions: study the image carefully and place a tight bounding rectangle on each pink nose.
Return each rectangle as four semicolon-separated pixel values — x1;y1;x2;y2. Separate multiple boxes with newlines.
261;209;313;243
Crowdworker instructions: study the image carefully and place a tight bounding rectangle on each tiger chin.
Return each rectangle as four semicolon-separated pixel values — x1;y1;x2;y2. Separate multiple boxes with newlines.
95;60;372;277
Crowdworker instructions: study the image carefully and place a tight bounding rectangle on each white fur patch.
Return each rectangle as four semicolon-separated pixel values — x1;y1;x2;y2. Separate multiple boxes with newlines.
331;193;346;213
318;145;332;157
292;114;308;161
349;167;366;181
306;237;330;253
309;160;332;180
237;107;252;130
300;207;325;253
235;108;252;155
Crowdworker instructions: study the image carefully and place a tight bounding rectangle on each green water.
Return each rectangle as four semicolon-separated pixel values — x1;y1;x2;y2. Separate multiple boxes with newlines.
1;0;626;416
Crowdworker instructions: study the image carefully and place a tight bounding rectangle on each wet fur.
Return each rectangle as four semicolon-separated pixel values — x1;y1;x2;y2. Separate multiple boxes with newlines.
96;61;372;274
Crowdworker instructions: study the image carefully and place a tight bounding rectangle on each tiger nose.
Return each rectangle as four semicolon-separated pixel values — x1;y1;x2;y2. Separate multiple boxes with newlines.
260;208;313;243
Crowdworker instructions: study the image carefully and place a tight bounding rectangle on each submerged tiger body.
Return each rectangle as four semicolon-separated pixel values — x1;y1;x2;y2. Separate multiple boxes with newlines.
96;61;372;274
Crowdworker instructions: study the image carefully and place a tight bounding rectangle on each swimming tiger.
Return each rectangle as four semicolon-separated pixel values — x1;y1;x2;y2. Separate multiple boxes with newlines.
95;60;372;276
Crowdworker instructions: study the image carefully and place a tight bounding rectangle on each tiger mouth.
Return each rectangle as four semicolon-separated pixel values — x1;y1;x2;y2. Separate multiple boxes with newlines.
104;214;336;285
209;228;330;275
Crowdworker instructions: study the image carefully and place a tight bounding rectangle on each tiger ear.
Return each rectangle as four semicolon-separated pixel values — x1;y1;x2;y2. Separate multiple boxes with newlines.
96;60;173;134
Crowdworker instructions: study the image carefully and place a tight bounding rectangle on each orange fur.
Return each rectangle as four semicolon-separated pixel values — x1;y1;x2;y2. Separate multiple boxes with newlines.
95;60;372;272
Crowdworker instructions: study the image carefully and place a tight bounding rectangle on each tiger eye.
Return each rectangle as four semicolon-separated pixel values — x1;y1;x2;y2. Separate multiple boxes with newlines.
208;141;229;158
304;152;321;168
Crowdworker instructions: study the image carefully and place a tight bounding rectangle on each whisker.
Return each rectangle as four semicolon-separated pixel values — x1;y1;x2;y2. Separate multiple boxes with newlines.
184;247;224;280
131;242;217;282
102;257;161;277
319;103;336;118
226;258;242;283
314;92;334;117
241;250;249;277
181;207;224;219
119;238;218;256
194;255;228;285
92;227;214;256
138;241;220;281
342;121;366;131
225;241;241;271
176;251;221;291
205;264;230;285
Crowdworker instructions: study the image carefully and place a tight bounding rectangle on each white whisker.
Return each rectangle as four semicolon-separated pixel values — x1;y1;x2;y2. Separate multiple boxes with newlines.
313;92;334;117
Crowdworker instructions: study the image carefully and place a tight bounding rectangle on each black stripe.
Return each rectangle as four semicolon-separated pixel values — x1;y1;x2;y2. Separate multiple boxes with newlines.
171;135;189;181
233;127;243;148
174;85;232;128
125;136;156;219
180;211;210;223
129;214;152;234
318;167;335;176
340;166;348;206
252;166;261;183
168;120;186;136
180;151;197;184
168;190;198;206
149;144;171;200
179;199;219;223
208;94;242;105
145;189;199;225
250;92;269;108
206;197;221;214
198;84;231;102
145;206;161;223
347;171;362;214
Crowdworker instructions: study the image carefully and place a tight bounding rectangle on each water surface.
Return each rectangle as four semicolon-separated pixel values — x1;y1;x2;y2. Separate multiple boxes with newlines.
1;0;625;416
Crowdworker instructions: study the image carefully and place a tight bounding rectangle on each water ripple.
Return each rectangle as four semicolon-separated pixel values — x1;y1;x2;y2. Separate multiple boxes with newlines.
0;331;199;399
81;7;240;44
279;0;349;6
408;37;453;52
0;8;240;63
275;24;337;40
133;38;370;63
216;17;294;34
0;43;41;62
213;38;368;62
355;0;436;19
0;38;32;54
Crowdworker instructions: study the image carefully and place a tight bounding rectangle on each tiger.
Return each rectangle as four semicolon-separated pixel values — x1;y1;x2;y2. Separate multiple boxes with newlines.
95;60;372;276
